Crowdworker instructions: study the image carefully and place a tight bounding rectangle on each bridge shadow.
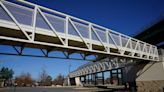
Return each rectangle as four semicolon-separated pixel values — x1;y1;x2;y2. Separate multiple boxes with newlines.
122;60;156;91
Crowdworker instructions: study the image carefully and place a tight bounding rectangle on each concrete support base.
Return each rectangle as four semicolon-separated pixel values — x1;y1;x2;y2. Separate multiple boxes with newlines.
137;80;164;92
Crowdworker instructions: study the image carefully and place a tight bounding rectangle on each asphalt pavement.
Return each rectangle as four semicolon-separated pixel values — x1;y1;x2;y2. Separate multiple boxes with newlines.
0;86;113;92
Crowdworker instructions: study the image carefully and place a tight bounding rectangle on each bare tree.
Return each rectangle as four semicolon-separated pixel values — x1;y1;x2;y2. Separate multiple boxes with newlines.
53;74;65;86
45;75;52;86
39;68;48;86
15;72;33;86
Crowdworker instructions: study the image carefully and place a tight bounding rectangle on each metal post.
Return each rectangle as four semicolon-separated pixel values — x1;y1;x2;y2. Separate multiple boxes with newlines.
110;70;113;84
89;23;92;50
31;6;37;41
91;74;93;84
86;75;88;84
117;69;119;85
84;75;86;84
94;73;97;85
88;74;90;84
121;68;123;85
102;72;104;85
65;16;69;46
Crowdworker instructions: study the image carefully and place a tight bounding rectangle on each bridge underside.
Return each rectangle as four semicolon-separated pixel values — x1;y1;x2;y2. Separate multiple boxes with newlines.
0;27;129;61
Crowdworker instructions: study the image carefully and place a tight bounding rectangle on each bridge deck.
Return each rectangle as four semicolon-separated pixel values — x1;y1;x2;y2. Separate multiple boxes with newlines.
0;0;159;61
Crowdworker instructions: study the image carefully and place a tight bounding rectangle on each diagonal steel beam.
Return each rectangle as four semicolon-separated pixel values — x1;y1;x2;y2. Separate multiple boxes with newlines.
37;8;65;45
68;18;90;49
108;31;122;53
40;49;48;57
91;26;108;52
12;45;24;55
0;1;31;40
133;41;139;55
121;38;131;55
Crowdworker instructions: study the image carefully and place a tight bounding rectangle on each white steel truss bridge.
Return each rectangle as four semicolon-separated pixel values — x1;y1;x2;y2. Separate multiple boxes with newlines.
0;0;159;61
69;57;138;78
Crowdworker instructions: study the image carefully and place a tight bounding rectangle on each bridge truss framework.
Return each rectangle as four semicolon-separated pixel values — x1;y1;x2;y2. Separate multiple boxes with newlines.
0;0;159;61
69;57;138;78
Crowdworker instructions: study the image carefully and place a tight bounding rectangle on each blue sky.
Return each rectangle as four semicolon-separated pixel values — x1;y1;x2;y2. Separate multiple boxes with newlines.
0;0;164;80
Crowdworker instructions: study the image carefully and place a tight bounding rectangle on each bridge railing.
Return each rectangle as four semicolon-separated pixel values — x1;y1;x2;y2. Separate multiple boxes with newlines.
0;0;159;61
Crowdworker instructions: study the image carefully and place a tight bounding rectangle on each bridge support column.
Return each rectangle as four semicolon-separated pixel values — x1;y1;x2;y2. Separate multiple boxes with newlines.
66;77;76;86
67;77;71;86
75;77;83;86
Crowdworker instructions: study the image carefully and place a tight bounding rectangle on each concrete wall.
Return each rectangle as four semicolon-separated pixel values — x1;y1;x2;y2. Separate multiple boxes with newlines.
136;61;164;81
136;61;164;92
136;49;164;92
123;49;164;92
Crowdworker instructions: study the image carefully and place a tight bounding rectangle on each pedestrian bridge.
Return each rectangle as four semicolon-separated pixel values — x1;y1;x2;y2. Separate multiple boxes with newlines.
69;57;135;78
0;0;159;61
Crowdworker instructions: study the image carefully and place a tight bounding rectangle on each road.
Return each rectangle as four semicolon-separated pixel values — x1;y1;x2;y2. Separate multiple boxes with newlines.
0;86;113;92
